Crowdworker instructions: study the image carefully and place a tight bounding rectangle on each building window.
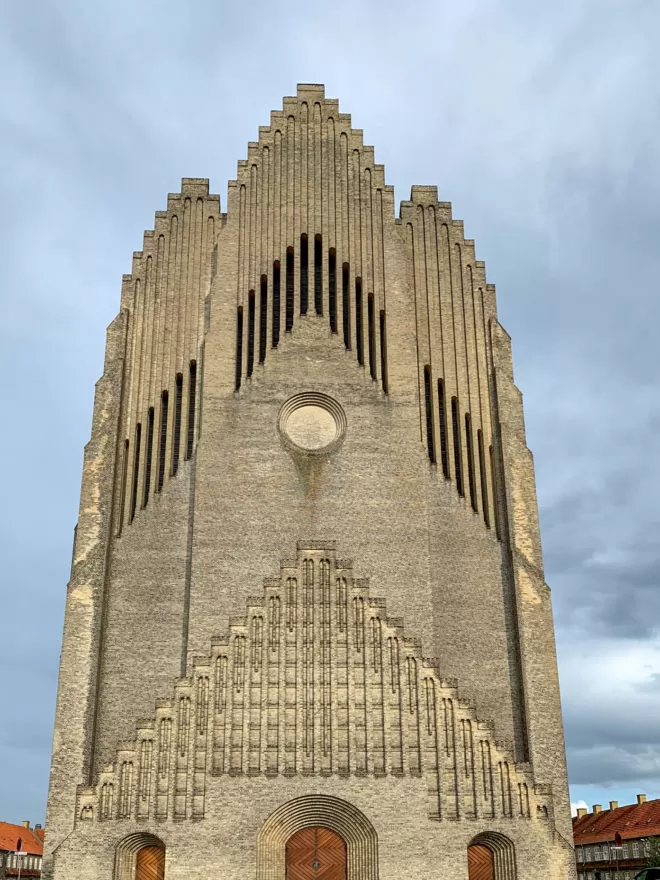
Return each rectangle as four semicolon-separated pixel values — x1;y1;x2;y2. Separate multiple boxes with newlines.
300;234;309;315
247;290;255;378
272;260;281;347
314;234;323;315
235;306;243;390
355;277;364;364
172;372;183;474
285;247;294;331
259;275;267;364
329;249;337;333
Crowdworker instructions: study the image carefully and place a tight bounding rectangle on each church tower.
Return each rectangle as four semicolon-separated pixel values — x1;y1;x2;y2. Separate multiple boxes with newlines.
44;85;575;880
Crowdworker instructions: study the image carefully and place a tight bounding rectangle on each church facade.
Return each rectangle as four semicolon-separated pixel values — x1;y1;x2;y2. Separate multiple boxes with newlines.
44;85;575;879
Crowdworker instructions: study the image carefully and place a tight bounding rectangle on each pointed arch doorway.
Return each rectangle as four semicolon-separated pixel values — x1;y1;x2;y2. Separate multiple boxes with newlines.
286;827;347;880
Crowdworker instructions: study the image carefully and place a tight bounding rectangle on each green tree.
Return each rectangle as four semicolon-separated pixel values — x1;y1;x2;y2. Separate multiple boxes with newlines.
646;836;660;868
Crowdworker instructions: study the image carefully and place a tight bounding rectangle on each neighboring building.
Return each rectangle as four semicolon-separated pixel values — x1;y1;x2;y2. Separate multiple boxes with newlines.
44;84;575;879
573;795;660;879
0;821;43;878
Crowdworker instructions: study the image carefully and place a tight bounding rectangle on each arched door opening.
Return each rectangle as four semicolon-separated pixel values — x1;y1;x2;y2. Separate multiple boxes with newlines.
286;827;347;880
114;833;165;880
467;833;516;880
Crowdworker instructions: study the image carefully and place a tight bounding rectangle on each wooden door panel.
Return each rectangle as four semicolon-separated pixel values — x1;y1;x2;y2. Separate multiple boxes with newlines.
136;845;165;880
286;827;347;880
467;844;494;880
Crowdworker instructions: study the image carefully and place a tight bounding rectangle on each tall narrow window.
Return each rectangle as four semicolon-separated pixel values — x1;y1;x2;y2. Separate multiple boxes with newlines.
247;290;255;378
300;235;308;315
158;391;169;491
314;234;323;314
367;293;376;380
285;248;294;331
259;275;267;363
329;249;337;333
118;438;129;533
355;277;364;365
130;423;142;522
437;379;449;478
465;413;477;512
143;407;154;506
379;311;389;393
342;263;350;349
172;373;183;475
490;444;501;540
235;306;243;391
186;360;197;460
272;261;281;347
452;397;464;496
424;366;436;463
478;429;490;528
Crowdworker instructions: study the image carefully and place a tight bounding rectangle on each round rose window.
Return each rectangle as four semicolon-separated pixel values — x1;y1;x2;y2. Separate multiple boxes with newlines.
278;393;347;455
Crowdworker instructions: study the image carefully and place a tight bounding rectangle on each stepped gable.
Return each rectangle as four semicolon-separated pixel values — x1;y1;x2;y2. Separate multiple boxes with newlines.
76;544;552;826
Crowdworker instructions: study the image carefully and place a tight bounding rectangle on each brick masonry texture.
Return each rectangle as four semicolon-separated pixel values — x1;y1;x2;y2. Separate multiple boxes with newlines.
43;84;576;879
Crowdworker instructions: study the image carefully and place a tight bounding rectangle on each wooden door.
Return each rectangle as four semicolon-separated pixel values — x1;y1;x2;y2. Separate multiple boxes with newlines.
467;843;494;880
136;845;165;880
286;827;347;880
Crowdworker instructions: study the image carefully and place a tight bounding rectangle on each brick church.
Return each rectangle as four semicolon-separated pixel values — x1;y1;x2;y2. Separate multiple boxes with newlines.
44;85;575;879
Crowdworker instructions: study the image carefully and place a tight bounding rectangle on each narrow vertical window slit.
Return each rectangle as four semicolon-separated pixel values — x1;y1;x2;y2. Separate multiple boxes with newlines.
342;263;350;349
158;391;169;491
272;261;280;347
259;276;267;364
118;438;129;532
314;234;323;315
424;366;436;463
186;361;197;460
329;249;337;333
465;413;477;512
285;248;294;331
235;306;243;391
490;444;501;540
143;407;154;506
452;398;464;496
300;235;308;315
130;423;141;522
247;290;255;378
478;429;490;528
172;373;183;475
380;310;389;393
437;379;449;478
367;294;376;380
355;277;364;365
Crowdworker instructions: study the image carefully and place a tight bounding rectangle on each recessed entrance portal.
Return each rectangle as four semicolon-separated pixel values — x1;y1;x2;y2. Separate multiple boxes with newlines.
468;843;494;880
286;827;347;880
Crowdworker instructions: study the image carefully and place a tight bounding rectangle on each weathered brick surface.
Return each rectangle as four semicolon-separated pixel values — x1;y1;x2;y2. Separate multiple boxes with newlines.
44;85;575;879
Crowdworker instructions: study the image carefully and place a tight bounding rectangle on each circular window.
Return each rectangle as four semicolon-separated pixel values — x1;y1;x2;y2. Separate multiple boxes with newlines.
278;393;347;455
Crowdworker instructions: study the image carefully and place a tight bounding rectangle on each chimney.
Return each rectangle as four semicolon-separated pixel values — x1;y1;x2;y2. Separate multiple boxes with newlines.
637;794;647;805
593;805;602;814
577;808;587;818
35;824;42;830
610;801;619;810
21;820;30;829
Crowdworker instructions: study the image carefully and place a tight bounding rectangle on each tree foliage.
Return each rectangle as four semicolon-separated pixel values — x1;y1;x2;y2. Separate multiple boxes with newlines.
646;836;660;868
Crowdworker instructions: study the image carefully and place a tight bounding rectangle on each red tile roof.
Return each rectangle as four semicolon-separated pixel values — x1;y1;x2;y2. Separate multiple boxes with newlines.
573;799;660;845
0;822;44;856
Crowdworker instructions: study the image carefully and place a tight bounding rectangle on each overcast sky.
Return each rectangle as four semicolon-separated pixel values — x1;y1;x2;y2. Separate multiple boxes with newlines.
1;0;659;825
